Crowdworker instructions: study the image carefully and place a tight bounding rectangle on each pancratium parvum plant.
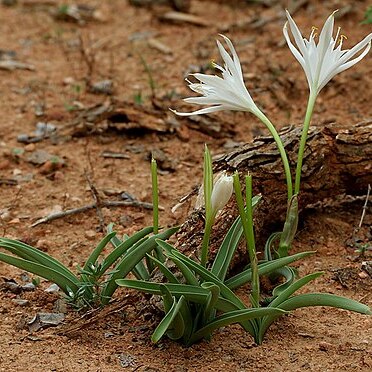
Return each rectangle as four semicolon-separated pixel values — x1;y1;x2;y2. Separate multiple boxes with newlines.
117;146;370;346
143;10;371;343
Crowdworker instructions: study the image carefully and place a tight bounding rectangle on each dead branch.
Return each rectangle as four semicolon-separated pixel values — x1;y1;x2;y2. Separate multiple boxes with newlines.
31;200;157;227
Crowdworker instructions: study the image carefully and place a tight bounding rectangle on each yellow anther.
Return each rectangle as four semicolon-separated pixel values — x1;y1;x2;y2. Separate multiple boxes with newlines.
311;26;318;32
340;34;348;41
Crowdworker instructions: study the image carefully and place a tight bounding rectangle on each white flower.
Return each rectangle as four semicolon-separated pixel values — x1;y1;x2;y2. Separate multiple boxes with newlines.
172;35;260;116
210;172;233;215
283;10;372;95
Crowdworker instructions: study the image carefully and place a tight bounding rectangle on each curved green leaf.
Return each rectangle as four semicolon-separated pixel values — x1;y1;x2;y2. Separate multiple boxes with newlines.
0;238;79;285
100;226;154;274
101;227;178;304
84;232;116;271
0;252;79;294
279;293;371;314
212;195;261;281
156;239;257;336
146;254;179;284
226;251;315;289
271;266;297;297
258;272;324;342
167;255;199;286
201;282;220;324
152;288;186;343
187;307;286;345
116;280;238;312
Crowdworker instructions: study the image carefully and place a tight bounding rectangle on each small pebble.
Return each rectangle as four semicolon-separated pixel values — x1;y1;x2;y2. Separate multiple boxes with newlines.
24;143;36;152
45;283;60;293
53;170;64;181
22;283;36;291
319;341;334;351
12;299;29;306
358;271;368;279
85;230;96;240
36;239;51;251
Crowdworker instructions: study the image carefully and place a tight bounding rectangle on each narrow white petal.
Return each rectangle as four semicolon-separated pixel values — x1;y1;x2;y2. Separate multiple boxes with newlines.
216;40;240;78
318;41;372;92
171;106;227;116
317;12;336;61
283;23;312;87
219;34;243;79
192;73;228;90
285;10;309;58
338;33;372;65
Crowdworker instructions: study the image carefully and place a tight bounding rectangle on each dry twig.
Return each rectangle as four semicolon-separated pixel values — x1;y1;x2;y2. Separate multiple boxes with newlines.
31;200;157;227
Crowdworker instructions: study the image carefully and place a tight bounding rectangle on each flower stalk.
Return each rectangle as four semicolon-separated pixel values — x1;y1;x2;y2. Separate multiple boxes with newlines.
294;92;317;194
253;110;293;200
233;172;260;307
200;146;233;267
151;157;159;234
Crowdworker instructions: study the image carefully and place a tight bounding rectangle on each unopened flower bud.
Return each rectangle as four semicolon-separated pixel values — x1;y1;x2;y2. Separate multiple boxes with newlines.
211;172;233;215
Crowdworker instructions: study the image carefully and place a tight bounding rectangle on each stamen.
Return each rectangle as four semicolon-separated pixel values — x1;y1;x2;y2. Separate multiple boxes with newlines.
339;34;347;47
309;26;318;39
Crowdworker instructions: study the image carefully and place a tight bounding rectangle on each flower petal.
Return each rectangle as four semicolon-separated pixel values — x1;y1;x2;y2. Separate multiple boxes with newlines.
285;10;309;58
219;34;243;79
338;33;372;65
283;22;312;88
317;11;336;64
170;106;227;116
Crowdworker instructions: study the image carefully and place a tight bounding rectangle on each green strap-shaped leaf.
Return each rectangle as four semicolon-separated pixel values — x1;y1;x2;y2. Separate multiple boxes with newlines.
156;239;257;336
201;282;220;324
158;286;185;340
83;232;116;271
151;295;186;343
116;280;238;312
101;227;178;304
258;272;324;342
226;251;315;289
271;266;297;297
211;195;261;281
263;232;281;261
211;215;243;280
100;226;154;274
146;254;180;284
0;238;79;285
187;307;286;346
0;252;79;295
166;255;199;286
279;293;371;314
254;292;372;344
159;241;247;309
203;145;213;222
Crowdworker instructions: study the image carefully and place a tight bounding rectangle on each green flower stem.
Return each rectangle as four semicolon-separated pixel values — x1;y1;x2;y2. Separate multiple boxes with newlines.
294;92;317;195
200;145;213;267
233;172;260;307
151;157;164;263
253;110;293;200
151;157;159;234
200;218;214;268
245;175;260;307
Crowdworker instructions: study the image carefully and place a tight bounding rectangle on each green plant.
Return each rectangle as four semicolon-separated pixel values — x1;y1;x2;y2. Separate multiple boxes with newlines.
117;199;286;346
118;147;371;345
0;226;177;309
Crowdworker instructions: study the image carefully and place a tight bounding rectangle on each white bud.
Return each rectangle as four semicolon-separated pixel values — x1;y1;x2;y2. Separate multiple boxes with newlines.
211;172;233;215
